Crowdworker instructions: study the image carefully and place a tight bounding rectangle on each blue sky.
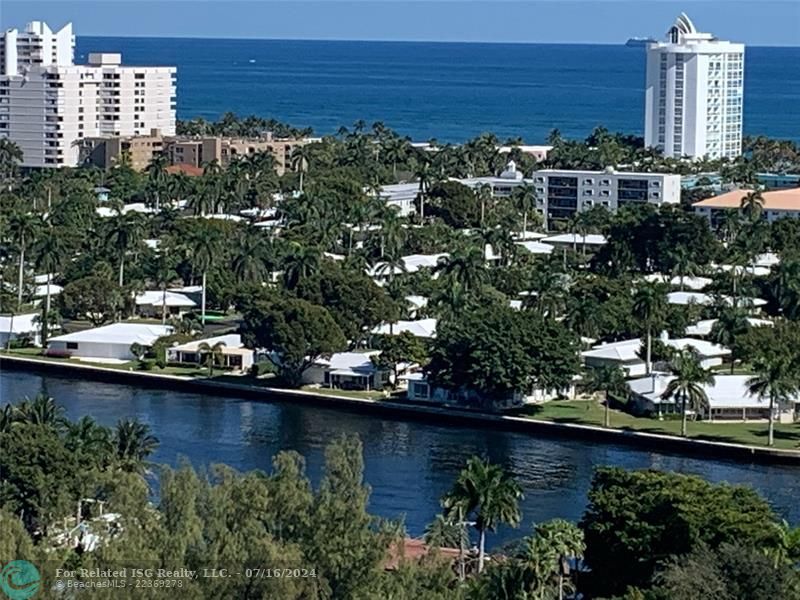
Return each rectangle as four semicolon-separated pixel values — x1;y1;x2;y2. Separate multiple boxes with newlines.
3;1;798;46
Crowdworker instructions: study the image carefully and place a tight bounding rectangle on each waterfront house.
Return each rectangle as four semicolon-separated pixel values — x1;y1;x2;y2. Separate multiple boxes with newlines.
303;351;389;391
0;313;43;347
47;323;173;361
402;373;576;407
582;334;730;377
643;273;713;291
135;290;196;318
628;373;800;422
166;334;254;371
666;291;767;310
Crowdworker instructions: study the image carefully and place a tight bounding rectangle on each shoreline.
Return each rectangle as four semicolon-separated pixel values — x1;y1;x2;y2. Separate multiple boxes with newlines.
3;354;800;465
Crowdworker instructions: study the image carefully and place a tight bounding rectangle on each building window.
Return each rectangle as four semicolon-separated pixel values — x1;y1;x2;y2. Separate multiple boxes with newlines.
66;342;79;350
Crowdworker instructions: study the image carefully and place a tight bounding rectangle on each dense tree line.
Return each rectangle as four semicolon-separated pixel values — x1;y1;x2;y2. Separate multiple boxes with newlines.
1;397;798;598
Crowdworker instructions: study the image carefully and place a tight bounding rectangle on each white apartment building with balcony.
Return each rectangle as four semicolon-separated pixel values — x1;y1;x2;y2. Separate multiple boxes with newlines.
0;21;176;168
644;13;744;160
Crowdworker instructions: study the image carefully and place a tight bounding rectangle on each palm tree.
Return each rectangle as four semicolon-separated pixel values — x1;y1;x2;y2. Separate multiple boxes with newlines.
113;418;160;472
290;144;313;193
145;153;170;210
7;210;41;309
282;242;321;291
525;519;585;600
661;348;715;437
748;354;800;447
436;244;487;295
185;223;223;326
442;457;523;573
382;136;409;181
14;394;65;430
413;153;432;221
709;307;750;374
668;246;700;291
231;229;273;283
632;283;668;375
33;226;66;345
198;341;226;376
66;415;112;458
153;252;177;325
511;183;537;239
740;189;765;222
584;365;629;428
105;211;144;287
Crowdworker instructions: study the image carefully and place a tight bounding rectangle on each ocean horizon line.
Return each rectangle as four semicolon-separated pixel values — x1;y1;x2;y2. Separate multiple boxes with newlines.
78;34;800;49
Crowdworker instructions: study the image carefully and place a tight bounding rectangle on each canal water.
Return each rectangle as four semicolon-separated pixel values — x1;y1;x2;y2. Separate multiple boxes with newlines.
2;368;799;545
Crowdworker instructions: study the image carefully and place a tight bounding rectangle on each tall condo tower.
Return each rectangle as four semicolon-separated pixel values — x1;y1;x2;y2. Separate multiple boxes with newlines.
644;13;744;160
0;21;176;168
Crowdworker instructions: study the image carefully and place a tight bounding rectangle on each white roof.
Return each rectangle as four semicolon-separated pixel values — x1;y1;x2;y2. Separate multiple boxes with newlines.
0;313;40;334
582;336;729;362
169;285;203;294
643;274;713;291
33;273;57;284
135;291;197;308
367;253;448;277
629;374;800;409
541;233;607;246
713;264;772;277
667;291;767;307
372;318;437;338
315;351;380;374
199;213;246;222
96;203;155;218
33;283;63;297
513;231;549;241
406;295;428;310
170;334;243;352
50;323;173;345
685;317;773;337
516;240;554;255
752;252;780;268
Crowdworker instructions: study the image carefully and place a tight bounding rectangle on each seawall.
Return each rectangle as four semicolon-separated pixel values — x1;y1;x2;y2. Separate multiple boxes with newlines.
3;354;800;465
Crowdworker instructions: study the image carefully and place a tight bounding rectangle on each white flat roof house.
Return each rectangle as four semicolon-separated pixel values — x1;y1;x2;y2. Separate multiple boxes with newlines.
48;323;173;361
167;333;254;371
516;240;554;255
582;334;730;377
135;290;196;318
372;318;437;338
667;291;767;309
629;374;800;422
0;313;43;347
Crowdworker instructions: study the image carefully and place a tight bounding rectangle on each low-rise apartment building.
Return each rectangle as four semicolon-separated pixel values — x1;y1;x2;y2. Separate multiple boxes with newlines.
166;134;309;175
693;188;800;225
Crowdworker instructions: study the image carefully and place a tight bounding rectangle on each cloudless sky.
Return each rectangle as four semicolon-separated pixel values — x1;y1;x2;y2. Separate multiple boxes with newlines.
3;1;798;46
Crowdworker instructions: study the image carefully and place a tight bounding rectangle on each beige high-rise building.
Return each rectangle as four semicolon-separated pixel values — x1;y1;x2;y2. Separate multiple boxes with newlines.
0;21;176;168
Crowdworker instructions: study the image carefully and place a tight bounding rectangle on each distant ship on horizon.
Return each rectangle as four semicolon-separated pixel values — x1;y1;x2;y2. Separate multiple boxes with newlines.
626;37;656;48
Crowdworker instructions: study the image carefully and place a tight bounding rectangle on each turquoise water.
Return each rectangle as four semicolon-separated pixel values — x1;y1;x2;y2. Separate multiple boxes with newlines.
78;38;800;143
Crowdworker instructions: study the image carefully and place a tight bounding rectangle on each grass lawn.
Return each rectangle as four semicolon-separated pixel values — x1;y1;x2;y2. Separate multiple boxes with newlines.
516;400;800;450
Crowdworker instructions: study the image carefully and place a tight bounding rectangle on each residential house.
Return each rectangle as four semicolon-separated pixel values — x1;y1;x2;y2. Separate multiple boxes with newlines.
0;313;43;347
372;318;437;339
47;323;173;361
135;291;196;318
302;351;389;391
628;374;800;422
166;334;254;371
582;334;730;377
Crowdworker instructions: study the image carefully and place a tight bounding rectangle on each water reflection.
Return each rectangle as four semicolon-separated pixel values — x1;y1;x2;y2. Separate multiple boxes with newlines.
2;368;799;544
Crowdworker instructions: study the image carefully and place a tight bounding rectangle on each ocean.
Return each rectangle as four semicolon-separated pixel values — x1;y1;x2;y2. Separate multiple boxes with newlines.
78;37;800;143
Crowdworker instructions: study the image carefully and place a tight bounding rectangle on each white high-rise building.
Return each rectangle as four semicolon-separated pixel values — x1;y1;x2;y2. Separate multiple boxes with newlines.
0;21;176;168
644;13;744;160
